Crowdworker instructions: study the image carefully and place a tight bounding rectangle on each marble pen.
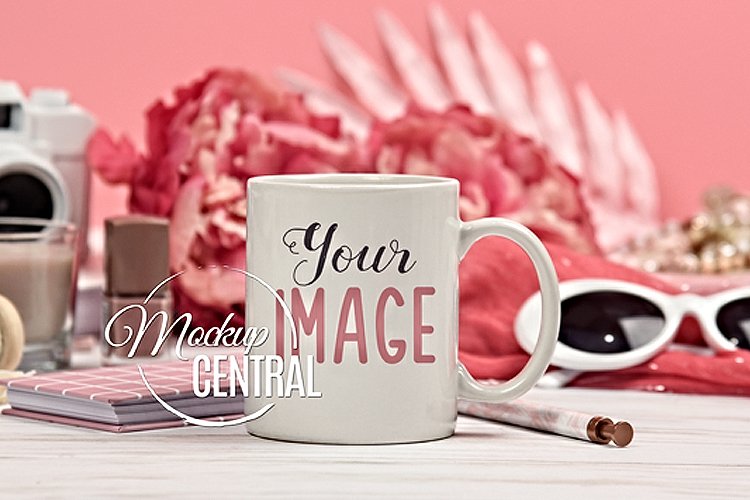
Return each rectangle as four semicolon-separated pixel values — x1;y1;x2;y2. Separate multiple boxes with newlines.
457;399;634;447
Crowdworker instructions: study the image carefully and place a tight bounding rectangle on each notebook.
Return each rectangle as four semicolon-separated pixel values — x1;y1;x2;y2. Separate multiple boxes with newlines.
1;360;244;433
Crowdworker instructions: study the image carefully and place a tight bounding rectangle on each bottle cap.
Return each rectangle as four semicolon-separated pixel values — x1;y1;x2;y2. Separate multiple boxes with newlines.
105;216;170;297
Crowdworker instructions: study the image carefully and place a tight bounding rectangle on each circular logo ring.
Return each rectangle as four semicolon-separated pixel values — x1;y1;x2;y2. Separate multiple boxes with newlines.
137;265;298;427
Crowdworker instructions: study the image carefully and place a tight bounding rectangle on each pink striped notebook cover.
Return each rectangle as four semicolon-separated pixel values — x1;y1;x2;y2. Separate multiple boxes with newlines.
1;359;242;432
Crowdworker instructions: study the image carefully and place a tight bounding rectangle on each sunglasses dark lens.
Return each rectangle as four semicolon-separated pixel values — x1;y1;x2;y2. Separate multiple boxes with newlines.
560;292;666;354
716;299;750;350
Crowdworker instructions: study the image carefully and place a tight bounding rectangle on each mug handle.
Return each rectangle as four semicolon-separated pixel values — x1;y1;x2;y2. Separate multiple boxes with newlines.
456;218;560;403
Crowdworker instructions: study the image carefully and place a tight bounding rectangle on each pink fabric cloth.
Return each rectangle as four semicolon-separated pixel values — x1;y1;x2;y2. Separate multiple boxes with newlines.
458;238;750;396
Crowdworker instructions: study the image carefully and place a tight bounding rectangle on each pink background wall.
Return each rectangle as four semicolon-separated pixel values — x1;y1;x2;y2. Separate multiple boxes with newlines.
2;0;749;225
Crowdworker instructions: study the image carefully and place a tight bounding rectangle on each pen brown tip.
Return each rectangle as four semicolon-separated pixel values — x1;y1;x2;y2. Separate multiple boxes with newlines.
588;417;634;447
601;421;634;447
612;421;634;447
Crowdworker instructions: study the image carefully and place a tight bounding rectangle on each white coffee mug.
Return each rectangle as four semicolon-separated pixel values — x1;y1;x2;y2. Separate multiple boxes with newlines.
246;174;559;444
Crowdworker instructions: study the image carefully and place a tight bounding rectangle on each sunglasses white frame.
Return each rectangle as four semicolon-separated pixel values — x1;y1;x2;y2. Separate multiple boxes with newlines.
515;279;747;371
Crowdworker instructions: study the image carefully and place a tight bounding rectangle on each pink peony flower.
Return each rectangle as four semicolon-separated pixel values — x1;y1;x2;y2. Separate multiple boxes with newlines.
86;129;141;184
368;105;598;253
88;70;598;327
89;69;368;326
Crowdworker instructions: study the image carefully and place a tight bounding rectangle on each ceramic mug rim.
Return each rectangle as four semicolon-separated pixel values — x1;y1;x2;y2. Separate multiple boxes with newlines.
249;173;459;191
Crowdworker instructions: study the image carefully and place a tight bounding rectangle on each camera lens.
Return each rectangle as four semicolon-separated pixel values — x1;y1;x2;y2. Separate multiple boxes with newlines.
0;173;54;224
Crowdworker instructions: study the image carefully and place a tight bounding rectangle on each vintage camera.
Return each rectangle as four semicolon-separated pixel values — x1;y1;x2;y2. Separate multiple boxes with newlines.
0;81;95;255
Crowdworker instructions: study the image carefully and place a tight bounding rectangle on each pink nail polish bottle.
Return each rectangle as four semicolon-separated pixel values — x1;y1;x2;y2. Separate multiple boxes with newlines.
102;216;173;365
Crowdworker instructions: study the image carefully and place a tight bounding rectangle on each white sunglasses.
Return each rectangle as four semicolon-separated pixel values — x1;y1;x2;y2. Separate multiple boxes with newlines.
515;279;749;372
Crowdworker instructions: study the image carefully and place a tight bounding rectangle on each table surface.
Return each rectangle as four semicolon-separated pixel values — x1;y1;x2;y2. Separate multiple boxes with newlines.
1;387;749;499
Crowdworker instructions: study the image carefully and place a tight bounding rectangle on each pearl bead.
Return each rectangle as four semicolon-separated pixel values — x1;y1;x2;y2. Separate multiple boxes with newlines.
614;189;750;274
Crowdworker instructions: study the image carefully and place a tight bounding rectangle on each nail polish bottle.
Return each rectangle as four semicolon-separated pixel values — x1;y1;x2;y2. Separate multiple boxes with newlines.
102;216;173;365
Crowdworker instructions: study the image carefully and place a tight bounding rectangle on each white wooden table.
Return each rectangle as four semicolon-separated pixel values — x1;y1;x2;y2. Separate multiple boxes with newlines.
1;387;748;499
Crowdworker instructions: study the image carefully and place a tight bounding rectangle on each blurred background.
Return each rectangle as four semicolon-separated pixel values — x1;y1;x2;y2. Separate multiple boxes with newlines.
1;0;749;226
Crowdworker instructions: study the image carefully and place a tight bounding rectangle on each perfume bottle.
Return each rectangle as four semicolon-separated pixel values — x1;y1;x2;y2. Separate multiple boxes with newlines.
102;216;173;365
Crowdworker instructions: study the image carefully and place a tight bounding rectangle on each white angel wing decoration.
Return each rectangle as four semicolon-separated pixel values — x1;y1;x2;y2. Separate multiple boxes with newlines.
375;9;452;112
280;5;661;253
467;11;539;141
